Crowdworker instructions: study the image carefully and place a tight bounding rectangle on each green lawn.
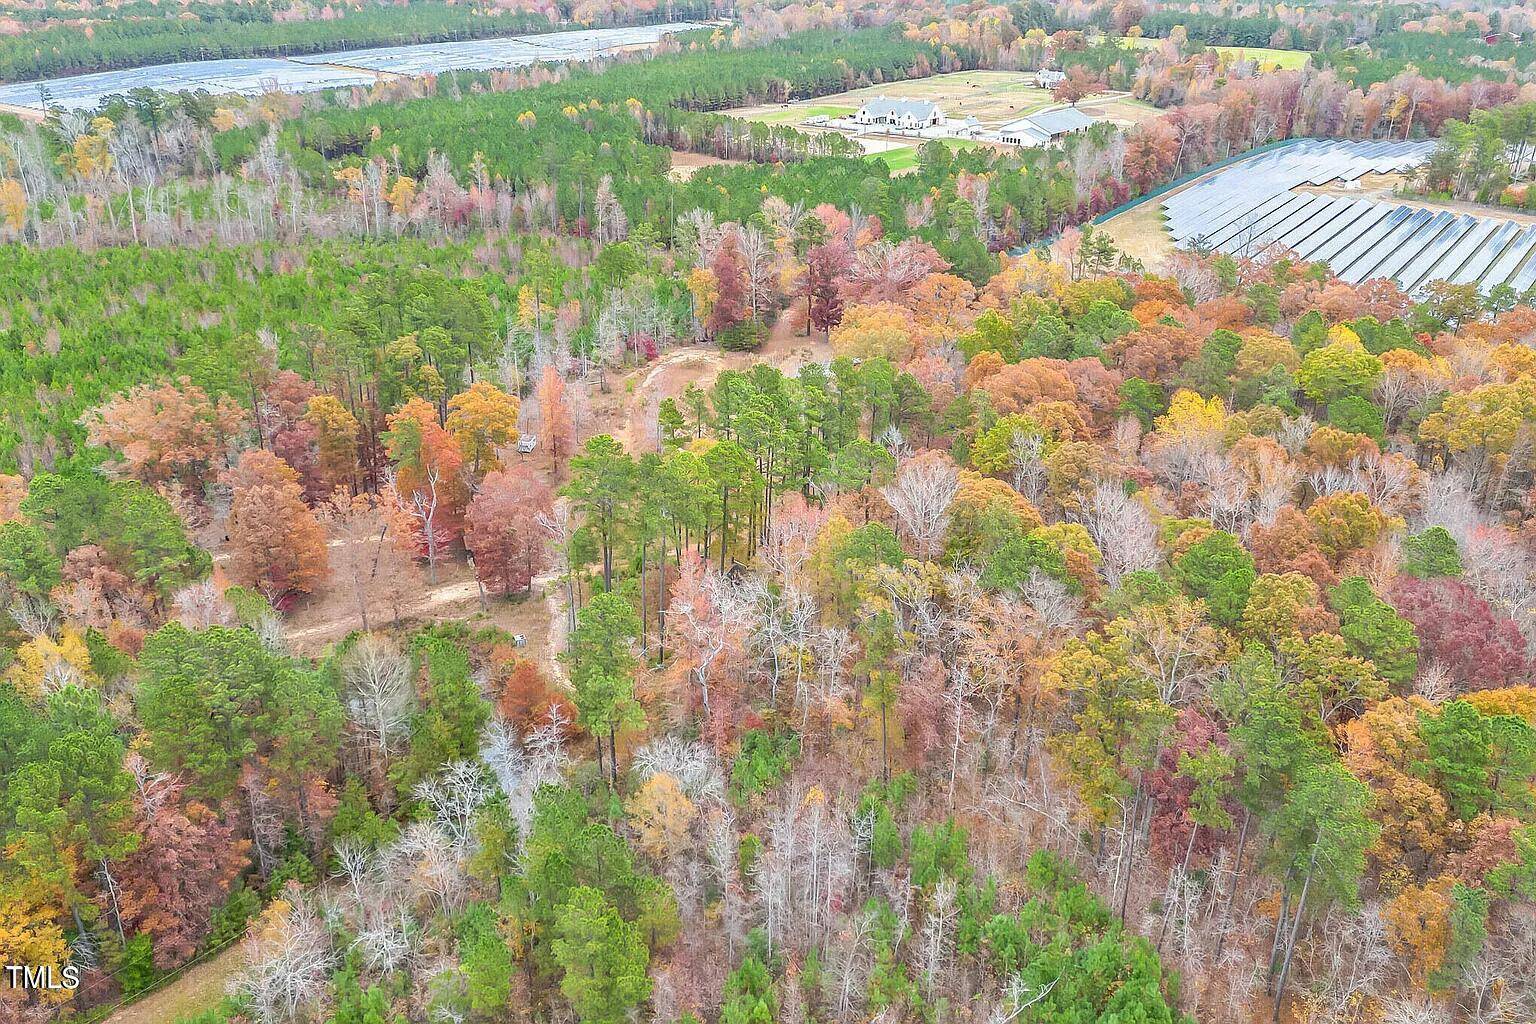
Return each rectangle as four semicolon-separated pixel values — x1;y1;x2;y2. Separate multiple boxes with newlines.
871;146;920;171
1122;36;1312;69
867;139;980;171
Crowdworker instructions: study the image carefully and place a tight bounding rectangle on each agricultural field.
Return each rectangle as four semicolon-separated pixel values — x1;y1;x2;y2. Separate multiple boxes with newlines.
1123;34;1314;70
1074;91;1164;126
732;103;857;126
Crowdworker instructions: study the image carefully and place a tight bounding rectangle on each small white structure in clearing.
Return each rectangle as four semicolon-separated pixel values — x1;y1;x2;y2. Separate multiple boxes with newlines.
852;96;944;130
997;106;1100;147
1034;69;1067;88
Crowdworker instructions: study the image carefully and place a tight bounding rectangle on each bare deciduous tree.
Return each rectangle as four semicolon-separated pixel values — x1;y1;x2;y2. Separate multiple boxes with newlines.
882;451;960;560
237;890;336;1024
341;634;415;772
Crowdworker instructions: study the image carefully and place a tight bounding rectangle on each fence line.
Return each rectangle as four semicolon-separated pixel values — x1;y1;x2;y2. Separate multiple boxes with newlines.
1091;136;1303;225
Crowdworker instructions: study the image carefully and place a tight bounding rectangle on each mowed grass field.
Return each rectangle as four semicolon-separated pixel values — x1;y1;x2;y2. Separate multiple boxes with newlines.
1122;35;1312;70
868;138;986;172
724;70;1058;127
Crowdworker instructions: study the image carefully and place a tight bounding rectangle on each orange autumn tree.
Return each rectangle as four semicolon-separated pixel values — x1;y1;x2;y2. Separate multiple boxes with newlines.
536;366;575;469
222;449;328;601
84;377;245;497
383;397;467;583
494;652;578;738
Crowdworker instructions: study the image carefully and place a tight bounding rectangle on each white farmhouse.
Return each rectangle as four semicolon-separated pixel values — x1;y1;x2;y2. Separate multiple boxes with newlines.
1034;69;1067;89
852;96;944;130
997;106;1100;147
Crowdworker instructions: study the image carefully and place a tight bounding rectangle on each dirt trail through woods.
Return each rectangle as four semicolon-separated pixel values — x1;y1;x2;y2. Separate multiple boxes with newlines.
156;320;827;1022
103;943;244;1024
270;327;821;660
257;317;830;665
595;312;829;453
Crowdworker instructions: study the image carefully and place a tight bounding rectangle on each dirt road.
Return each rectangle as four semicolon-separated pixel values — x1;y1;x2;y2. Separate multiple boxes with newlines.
142;324;830;1022
103;944;243;1024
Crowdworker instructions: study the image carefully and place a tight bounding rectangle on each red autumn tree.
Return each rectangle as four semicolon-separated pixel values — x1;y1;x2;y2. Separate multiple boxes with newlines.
804;242;849;339
1389;576;1532;690
109;769;250;968
464;465;553;596
262;371;321;497
1144;709;1235;867
222;449;329;600
707;230;750;336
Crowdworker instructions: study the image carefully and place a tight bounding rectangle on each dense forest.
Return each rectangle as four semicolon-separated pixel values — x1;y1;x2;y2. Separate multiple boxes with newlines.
6;205;1536;1024
2;2;1536;1024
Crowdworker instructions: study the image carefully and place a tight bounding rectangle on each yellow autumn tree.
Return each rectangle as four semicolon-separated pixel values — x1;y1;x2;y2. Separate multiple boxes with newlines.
0;894;72;1008
1420;378;1536;461
5;628;95;699
304;396;360;495
687;266;719;329
1384;876;1454;985
1156;389;1229;440
445;381;520;478
1233;329;1299;380
59;117;115;180
516;285;539;327
0;178;25;234
626;772;697;862
333;165;364;205
386;175;417;216
1489;342;1536;380
829;302;917;362
1462;685;1536;723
